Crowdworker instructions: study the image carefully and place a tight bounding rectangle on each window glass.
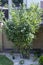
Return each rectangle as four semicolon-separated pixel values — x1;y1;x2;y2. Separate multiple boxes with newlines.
1;0;8;6
1;0;23;7
13;0;23;7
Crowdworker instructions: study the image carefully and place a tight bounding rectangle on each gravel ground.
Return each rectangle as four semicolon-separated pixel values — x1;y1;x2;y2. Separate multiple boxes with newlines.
0;53;39;65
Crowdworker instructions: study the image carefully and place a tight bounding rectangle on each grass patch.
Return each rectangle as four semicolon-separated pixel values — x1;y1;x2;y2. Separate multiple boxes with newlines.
0;55;13;65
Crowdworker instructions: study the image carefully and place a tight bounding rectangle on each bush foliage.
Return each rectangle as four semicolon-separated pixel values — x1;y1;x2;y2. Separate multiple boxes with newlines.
0;10;4;21
4;4;41;56
39;56;43;65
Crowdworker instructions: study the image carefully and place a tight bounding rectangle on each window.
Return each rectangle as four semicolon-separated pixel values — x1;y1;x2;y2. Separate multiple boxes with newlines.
1;0;8;6
12;0;23;7
1;0;23;7
1;0;8;4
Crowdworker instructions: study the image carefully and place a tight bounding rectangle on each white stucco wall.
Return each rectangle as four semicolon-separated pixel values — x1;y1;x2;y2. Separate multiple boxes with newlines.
23;0;43;8
8;0;12;19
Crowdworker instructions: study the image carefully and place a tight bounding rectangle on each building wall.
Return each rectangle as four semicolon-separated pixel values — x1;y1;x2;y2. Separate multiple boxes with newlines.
33;25;43;49
3;29;13;50
0;22;2;51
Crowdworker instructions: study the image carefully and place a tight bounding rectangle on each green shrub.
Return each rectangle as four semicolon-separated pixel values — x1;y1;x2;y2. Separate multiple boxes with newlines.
0;10;4;21
39;56;43;65
4;4;41;58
